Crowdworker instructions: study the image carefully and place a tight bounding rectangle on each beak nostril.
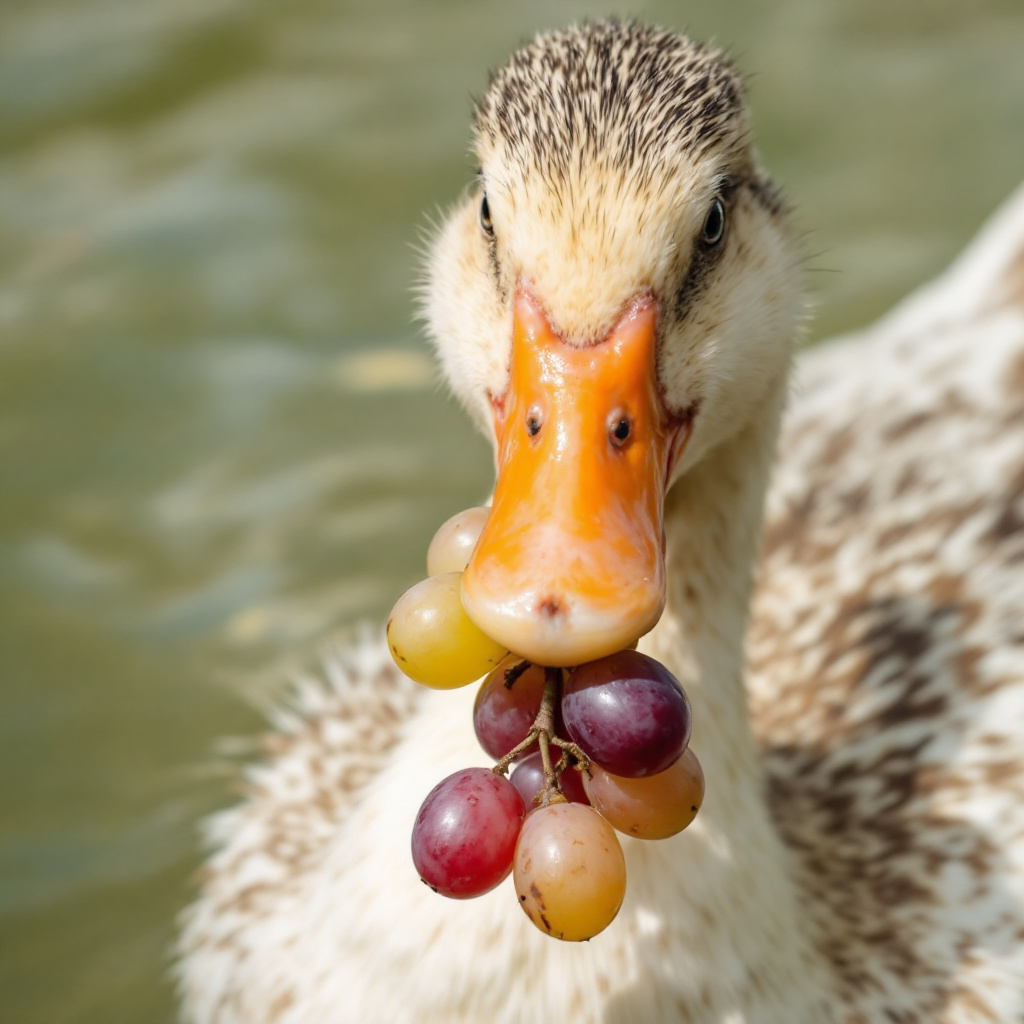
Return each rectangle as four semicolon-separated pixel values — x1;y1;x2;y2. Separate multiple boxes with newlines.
526;403;544;438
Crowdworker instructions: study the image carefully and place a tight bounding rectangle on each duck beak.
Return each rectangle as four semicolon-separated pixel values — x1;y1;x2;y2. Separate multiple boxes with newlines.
461;288;687;667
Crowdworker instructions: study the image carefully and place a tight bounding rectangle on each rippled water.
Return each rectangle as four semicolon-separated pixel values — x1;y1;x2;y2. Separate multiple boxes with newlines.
1;1;1022;1020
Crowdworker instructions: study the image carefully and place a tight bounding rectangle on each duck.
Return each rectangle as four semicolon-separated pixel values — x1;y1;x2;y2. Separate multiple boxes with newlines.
176;21;1024;1024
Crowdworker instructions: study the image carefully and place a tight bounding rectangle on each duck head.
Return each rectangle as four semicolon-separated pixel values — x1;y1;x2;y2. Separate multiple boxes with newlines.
423;23;801;666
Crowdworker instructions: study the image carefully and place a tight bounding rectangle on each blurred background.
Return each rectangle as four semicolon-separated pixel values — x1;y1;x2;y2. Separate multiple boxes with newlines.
0;0;1022;1020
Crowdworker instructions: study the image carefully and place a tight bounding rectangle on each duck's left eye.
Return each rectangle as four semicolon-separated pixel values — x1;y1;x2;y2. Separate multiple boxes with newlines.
479;194;494;236
701;198;726;247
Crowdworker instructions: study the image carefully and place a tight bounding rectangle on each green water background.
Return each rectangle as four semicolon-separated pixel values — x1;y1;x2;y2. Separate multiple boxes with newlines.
1;0;1023;1020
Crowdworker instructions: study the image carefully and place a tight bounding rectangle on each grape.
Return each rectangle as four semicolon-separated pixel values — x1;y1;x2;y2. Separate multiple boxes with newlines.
426;506;490;576
387;572;507;688
585;748;704;839
473;657;549;759
509;749;589;807
411;768;525;898
513;803;626;941
562;650;691;777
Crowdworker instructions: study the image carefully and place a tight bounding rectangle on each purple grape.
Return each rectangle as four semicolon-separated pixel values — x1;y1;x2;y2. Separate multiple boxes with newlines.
411;768;525;899
562;650;691;778
473;658;549;760
510;750;590;807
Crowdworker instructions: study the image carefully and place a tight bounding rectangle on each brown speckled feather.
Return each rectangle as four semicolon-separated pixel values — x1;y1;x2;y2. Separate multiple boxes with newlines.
749;204;1024;1019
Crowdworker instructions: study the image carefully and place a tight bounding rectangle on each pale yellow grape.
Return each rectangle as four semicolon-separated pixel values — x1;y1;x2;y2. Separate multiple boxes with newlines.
513;802;626;941
426;506;490;576
387;572;507;689
585;748;705;840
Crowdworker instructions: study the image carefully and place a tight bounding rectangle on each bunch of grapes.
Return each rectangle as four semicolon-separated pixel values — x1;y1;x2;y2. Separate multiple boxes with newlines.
387;507;704;941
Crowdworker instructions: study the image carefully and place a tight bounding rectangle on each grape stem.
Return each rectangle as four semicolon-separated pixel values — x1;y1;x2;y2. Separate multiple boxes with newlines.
502;659;531;690
549;735;591;769
491;730;540;776
490;666;591;806
537;668;559;795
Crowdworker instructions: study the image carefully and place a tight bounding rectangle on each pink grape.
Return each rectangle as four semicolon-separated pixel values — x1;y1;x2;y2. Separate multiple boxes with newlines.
411;768;525;898
562;650;691;777
585;748;705;839
510;750;589;807
514;803;626;941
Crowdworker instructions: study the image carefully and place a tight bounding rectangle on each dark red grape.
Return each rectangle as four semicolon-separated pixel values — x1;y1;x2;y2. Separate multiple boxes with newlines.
411;768;525;898
562;650;691;777
510;750;590;807
473;657;548;759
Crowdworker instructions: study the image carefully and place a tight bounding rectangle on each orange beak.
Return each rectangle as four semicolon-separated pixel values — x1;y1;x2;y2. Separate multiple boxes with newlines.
461;288;688;667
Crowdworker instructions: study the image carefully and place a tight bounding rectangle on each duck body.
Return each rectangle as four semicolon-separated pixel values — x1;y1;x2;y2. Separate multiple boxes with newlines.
177;22;1024;1024
750;195;1024;1019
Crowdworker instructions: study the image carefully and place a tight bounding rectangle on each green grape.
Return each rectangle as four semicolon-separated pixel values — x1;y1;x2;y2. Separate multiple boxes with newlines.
387;572;507;689
426;507;490;576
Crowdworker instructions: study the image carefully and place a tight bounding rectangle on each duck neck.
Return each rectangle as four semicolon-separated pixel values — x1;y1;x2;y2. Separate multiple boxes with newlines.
656;393;784;793
641;376;836;1015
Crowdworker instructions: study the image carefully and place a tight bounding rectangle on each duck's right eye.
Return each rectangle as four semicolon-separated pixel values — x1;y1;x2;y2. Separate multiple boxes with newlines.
479;194;494;236
700;198;726;248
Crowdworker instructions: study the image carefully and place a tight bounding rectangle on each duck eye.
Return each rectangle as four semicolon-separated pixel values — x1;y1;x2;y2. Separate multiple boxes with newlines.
609;414;632;448
479;194;494;236
526;405;543;437
701;198;726;247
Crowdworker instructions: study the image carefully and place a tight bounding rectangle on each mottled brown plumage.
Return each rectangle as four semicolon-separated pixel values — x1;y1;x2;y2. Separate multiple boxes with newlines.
749;221;1024;1019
